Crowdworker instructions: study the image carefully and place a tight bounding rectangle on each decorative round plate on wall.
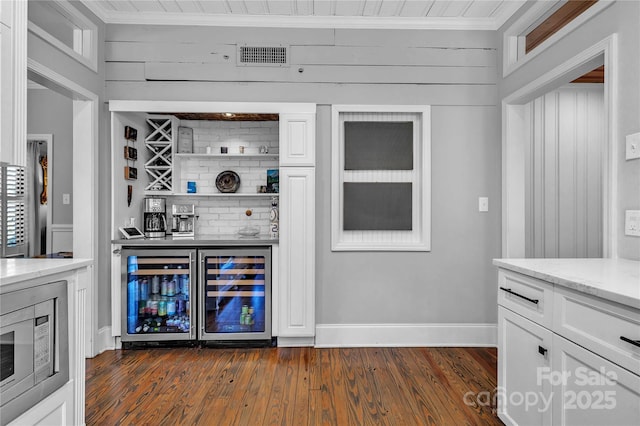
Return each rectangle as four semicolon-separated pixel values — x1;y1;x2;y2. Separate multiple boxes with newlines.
215;170;240;193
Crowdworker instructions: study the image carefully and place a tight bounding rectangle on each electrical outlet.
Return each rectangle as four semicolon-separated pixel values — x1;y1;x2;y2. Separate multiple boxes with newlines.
479;197;489;212
626;133;640;160
625;210;640;237
63;193;70;205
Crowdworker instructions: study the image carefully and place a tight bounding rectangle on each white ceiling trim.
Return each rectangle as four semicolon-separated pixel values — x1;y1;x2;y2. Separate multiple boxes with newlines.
81;2;526;31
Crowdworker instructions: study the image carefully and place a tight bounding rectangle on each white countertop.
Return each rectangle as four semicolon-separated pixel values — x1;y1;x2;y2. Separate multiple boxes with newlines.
112;233;278;246
493;258;640;309
1;258;93;290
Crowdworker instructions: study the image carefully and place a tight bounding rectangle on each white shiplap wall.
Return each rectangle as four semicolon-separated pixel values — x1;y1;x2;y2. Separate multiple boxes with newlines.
104;27;497;106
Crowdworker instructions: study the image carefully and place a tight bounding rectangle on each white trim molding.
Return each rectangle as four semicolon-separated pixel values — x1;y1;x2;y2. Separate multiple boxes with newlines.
80;2;526;31
502;0;613;77
96;326;116;354
331;105;431;252
27;58;100;357
315;323;497;348
28;0;98;72
51;223;73;252
277;336;315;347
109;100;316;114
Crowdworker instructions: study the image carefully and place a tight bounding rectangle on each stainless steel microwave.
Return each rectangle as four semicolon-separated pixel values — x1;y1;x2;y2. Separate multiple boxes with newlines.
0;280;69;425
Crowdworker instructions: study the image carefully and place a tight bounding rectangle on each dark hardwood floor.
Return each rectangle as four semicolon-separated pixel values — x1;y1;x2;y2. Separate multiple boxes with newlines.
86;346;503;425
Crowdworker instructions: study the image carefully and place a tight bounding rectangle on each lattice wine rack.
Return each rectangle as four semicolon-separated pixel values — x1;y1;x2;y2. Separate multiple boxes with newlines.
144;117;174;192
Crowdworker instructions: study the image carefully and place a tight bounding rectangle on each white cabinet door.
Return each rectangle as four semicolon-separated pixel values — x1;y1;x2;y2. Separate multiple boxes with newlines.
279;113;315;166
498;307;554;426
551;334;640;426
278;167;315;338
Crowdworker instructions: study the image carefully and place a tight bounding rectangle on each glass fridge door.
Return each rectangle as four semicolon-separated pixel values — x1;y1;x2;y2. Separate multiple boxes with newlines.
199;248;271;340
122;249;196;341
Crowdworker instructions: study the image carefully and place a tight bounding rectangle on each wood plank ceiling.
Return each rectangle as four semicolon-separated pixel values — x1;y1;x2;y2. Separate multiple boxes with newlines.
82;0;526;29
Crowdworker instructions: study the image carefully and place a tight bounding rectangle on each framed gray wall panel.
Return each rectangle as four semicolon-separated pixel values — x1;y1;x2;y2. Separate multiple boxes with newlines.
344;121;413;170
343;182;412;231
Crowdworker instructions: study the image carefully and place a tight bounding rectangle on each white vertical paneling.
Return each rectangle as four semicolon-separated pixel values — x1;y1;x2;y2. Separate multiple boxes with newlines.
557;90;576;257
525;86;604;258
543;92;558;258
575;90;588;257
532;99;544;258
74;284;87;424
586;90;603;257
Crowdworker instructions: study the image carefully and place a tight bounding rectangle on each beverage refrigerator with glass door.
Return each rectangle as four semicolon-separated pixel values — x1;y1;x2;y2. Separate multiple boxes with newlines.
121;248;196;343
199;247;271;341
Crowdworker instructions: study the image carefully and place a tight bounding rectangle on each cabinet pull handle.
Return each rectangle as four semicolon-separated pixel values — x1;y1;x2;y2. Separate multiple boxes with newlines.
538;346;548;356
620;336;640;348
499;287;539;305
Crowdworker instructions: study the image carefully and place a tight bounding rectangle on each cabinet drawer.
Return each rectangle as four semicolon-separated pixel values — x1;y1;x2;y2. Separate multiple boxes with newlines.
554;287;640;375
498;269;554;329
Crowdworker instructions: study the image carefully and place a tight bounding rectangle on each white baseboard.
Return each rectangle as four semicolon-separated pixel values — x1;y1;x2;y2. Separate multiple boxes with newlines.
277;336;315;347
51;223;73;253
95;326;116;355
315;323;497;348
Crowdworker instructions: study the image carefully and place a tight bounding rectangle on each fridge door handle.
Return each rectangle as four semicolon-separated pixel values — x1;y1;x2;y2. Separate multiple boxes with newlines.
190;251;196;339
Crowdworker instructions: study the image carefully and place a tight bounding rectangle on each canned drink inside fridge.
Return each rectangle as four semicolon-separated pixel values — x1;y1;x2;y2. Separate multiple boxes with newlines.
167;300;176;316
139;279;149;300
158;301;167;316
151;276;160;294
149;300;158;316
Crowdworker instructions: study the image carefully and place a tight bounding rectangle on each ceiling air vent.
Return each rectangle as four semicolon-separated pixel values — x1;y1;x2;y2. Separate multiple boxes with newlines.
238;45;289;67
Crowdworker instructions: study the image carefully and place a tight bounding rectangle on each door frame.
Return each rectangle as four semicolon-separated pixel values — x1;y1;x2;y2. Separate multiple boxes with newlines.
27;58;99;357
501;35;617;258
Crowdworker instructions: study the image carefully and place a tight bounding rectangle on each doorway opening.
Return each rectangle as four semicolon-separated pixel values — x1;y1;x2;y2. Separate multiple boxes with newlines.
27;58;99;357
502;35;617;258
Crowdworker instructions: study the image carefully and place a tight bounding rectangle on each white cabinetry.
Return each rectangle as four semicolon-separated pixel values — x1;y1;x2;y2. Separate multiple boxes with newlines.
497;268;640;426
277;112;316;344
279;113;315;166
2;260;90;426
551;334;640;426
498;307;553;426
278;167;315;340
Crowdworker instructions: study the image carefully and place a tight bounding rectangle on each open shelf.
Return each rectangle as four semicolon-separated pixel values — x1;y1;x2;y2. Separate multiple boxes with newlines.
169;193;279;198
175;153;278;159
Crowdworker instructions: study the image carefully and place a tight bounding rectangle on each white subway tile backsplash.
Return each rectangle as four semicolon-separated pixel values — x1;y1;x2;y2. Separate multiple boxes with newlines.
172;120;279;235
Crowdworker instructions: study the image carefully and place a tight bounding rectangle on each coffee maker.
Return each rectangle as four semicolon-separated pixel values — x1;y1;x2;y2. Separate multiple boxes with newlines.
143;197;167;238
171;204;195;238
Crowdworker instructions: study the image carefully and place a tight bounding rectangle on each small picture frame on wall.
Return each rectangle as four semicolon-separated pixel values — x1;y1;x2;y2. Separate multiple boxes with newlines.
266;169;279;193
124;166;137;180
124;126;137;141
177;126;194;153
124;146;138;160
